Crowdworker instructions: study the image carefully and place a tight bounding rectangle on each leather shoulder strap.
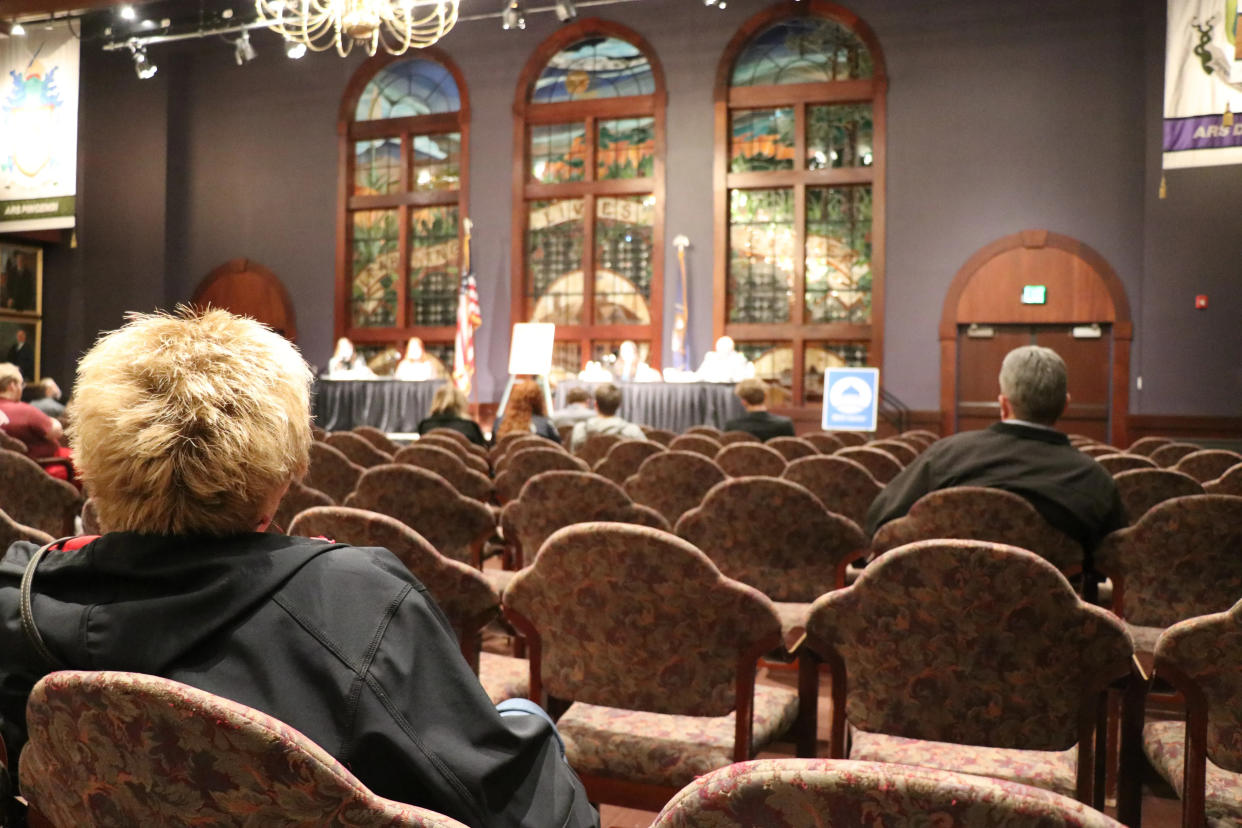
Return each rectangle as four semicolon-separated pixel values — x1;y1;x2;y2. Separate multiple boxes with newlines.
19;538;72;671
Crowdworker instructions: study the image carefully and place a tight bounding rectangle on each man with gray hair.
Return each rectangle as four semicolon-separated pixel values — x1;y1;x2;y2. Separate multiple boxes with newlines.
865;346;1124;557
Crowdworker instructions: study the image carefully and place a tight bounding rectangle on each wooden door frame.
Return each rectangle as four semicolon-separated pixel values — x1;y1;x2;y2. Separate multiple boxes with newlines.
938;230;1132;446
193;258;298;343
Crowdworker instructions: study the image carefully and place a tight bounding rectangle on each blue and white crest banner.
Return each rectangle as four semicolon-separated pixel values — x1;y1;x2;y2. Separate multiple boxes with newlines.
0;24;79;231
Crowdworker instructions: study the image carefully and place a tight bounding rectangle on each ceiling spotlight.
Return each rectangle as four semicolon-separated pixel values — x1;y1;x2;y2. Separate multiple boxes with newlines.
234;29;257;65
10;22;26;36
129;41;157;79
501;0;525;31
703;0;726;7
284;39;307;59
119;5;136;20
554;0;576;22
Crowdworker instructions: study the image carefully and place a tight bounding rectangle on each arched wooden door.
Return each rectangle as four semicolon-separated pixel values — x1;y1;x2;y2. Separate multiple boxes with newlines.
939;230;1131;446
193;259;298;342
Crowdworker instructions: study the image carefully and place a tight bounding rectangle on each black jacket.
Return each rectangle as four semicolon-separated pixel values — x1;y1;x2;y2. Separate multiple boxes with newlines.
417;412;488;447
0;532;597;828
724;410;795;443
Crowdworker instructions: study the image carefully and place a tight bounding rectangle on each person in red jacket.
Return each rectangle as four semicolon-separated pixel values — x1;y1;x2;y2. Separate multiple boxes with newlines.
0;363;68;466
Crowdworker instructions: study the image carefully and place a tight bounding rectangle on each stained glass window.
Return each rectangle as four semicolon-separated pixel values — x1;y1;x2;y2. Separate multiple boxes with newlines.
528;199;585;325
730;109;795;172
595;195;654;324
804;341;869;402
731;17;872;86
530;123;587;183
805;186;871;324
807;104;873;169
736;342;794;404
356;58;461;120
354;138;402;196
411;133;461;191
351;209;400;328
409;205;459;326
597;117;654;179
728;189;794;323
532;37;655;103
551;342;582;380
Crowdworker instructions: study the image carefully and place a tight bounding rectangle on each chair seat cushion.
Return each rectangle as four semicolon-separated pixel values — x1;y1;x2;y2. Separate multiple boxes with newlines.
557;684;799;788
1144;719;1242;826
478;652;528;704
849;728;1079;798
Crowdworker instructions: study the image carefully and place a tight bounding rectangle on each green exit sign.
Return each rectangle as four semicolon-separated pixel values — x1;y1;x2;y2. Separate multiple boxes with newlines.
1021;284;1047;305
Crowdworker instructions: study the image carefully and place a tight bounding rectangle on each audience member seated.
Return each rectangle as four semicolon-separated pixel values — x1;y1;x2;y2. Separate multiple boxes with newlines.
610;340;661;383
494;379;560;444
724;378;795;442
394;336;447;382
696;335;755;383
0;308;596;828
0;364;70;473
325;336;374;378
552;387;595;429
569;383;645;452
416;383;486;447
28;379;64;420
865;346;1125;562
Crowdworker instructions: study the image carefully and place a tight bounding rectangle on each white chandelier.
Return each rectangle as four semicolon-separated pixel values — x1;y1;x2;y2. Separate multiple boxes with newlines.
255;0;460;57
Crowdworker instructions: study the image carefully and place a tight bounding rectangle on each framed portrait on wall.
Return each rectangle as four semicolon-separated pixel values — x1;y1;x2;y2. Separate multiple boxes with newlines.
0;242;42;315
0;316;40;381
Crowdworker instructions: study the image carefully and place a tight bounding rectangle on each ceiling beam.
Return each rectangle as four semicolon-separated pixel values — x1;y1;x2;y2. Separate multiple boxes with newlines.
3;0;121;18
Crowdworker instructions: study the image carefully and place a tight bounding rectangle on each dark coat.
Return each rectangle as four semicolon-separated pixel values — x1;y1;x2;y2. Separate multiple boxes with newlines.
416;411;488;447
723;410;796;442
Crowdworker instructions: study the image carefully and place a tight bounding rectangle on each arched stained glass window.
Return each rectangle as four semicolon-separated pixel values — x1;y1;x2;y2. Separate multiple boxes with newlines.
337;51;469;371
513;22;666;381
715;3;885;409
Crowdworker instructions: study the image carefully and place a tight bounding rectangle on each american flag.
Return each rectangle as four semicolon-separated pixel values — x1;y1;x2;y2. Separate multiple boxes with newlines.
452;224;481;393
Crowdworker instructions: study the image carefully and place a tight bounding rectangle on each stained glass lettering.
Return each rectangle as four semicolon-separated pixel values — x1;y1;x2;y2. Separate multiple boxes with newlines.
528;199;585;325
595;195;653;324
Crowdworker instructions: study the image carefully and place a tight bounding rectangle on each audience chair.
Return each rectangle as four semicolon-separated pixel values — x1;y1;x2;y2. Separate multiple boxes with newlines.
717;430;760;446
1080;444;1122;458
1068;434;1096;447
1150;442;1202;468
352;425;401;455
345;465;495;567
502;523;799;811
667;433;722;458
592;440;664;485
556;424;573;446
0;431;26;454
494;447;588;504
310;424;327;441
1173;449;1242;484
573;434;621;468
1112;468;1204;523
1096;494;1242;655
676;477;867;639
325;431;394;468
287;507;524;700
1144;600;1242;828
273;479;335;533
893;435;933;455
623;450;727;527
305;442;365;504
1128;435;1174;457
829;431;868;447
652;758;1124;828
767;436;819;462
800;540;1135;807
781;455;882;528
902;429;940;443
20;670;470;827
834;446;903;484
424;427;471;448
487;433;529;467
419;434;489;477
640;426;675;446
802;431;845;453
493;436;558;474
871;486;1085;576
714;442;787;478
866;439;918;465
0;505;52;548
684;425;723;438
0;449;80;537
393;444;493;504
1205;463;1242;495
1095;453;1157;475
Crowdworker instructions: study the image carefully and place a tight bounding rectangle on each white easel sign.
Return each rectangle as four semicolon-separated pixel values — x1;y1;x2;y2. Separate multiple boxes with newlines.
508;323;555;376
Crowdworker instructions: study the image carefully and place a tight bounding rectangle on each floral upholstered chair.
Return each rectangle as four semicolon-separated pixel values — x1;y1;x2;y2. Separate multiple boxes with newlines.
1080;444;1123;458
351;425;400;455
685;425;723;439
767;436;820;462
0;449;80;537
494;434;555;467
676;477;867;639
20;671;471;827
0;505;52;548
494;447;588;504
871;486;1085;576
781;455;882;528
834;446;902;484
592;440;665;485
1144;600;1242;828
1128;435;1173;457
419;434;491;477
717;430;760;446
623;450;727;527
867;439;918;466
714;443;787;478
1173;449;1242;484
502;523;799;811
1111;468;1204;522
573;434;621;468
325;431;394;469
1150;442;1203;468
667;433;723;458
799;540;1135;807
345;465;495;567
652;759;1123;828
305;441;365;504
1206;464;1242;495
640;426;675;446
273;479;335;533
287;506;524;701
829;430;868;447
802;431;845;453
393;444;493;504
1095;494;1242;655
1095;453;1157;475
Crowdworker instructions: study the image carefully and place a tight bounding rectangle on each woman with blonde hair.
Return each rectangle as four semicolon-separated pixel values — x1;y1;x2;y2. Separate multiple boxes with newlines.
416;382;485;446
493;378;560;444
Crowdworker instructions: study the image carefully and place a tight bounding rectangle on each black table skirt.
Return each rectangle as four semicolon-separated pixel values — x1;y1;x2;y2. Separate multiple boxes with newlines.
554;381;746;434
313;379;439;432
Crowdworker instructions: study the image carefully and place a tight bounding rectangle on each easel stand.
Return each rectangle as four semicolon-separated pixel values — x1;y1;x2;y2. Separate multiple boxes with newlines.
495;374;555;424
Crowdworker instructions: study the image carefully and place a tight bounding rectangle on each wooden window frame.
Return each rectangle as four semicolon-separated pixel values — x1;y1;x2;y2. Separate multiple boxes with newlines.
713;1;887;408
511;19;667;372
335;49;471;352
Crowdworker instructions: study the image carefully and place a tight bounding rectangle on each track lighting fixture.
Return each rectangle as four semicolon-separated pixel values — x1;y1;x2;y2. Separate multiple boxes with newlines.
554;0;577;22
233;29;257;65
704;0;726;8
129;41;157;79
501;0;525;31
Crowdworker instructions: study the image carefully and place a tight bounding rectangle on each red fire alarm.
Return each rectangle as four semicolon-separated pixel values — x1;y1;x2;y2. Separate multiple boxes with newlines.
1195;294;1209;309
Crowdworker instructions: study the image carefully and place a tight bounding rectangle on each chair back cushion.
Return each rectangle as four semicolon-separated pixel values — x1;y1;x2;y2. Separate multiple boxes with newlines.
574;434;621;468
1205;463;1242;495
325;431;394;468
305;442;365;504
1111;467;1204;522
641;427;675;446
352;425;400;455
867;439;917;465
494;448;588;503
20;671;468;827
714;443;786;478
1127;436;1172;457
503;470;653;556
274;480;335;532
1095;453;1156;475
803;432;844;453
0;505;52;548
667;433;723;457
592;440;664;484
504;523;780;716
1173;449;1242;483
623;450;727;526
394;444;492;503
766;436;819;462
835;446;902;483
781;455;881;527
0;449;80;537
1149;442;1201;468
718;430;760;445
804;540;1132;750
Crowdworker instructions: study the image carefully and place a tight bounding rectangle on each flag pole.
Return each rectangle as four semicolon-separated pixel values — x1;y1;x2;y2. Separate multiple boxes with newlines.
463;217;479;420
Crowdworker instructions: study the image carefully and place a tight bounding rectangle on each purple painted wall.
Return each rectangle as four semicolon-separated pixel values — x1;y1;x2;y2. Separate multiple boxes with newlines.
34;0;1242;416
